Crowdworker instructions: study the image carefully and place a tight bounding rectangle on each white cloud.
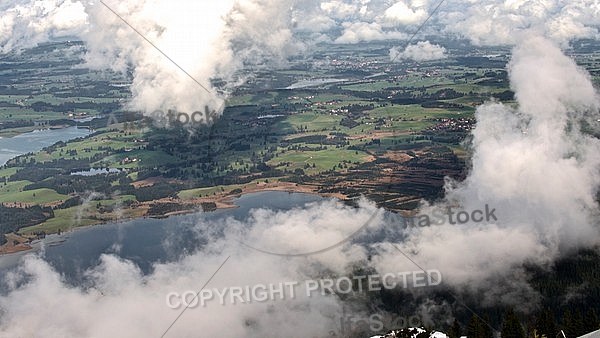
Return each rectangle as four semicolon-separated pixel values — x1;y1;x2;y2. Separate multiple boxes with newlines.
0;0;87;52
335;21;407;43
383;1;428;25
390;40;447;61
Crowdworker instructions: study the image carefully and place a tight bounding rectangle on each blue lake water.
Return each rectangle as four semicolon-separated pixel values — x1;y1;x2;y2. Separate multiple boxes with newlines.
0;191;328;287
0;127;90;166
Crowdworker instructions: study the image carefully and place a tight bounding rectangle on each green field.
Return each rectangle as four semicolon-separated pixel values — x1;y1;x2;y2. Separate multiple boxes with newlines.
20;207;99;234
0;180;31;194
0;187;67;204
178;178;283;199
277;112;343;132
0;167;19;180
269;148;371;173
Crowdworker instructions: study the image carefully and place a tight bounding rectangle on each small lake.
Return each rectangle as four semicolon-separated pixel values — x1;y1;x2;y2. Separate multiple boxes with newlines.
0;127;90;166
70;168;124;176
284;78;348;89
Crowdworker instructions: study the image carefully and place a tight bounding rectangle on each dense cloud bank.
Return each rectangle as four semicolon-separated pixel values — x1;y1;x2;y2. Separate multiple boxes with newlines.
1;0;599;115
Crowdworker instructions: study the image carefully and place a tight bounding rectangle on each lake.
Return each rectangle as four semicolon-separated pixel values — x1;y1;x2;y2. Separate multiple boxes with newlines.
70;168;124;176
0;191;328;287
0;127;90;166
284;78;348;89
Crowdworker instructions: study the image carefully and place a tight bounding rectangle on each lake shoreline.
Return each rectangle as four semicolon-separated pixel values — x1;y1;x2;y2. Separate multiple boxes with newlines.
0;182;350;256
0;125;91;166
0;124;81;138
